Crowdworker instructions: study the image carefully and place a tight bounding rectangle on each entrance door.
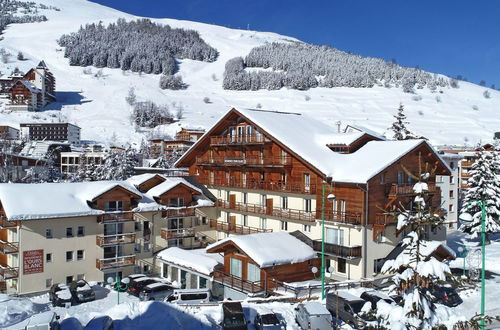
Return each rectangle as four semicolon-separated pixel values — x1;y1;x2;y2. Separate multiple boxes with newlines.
229;194;236;209
266;198;273;216
229;216;236;231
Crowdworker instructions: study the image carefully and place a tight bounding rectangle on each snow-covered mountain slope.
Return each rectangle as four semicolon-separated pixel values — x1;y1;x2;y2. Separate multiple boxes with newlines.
0;0;498;147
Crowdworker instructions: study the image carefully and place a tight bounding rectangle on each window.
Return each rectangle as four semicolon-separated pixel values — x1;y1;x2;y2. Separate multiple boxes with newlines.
326;228;344;245
380;173;385;184
77;274;85;281
304;173;311;192
199;277;207;289
144;243;150;252
338;258;347;273
168;198;184;207
66;251;73;262
66;276;73;284
201;216;208;225
46;253;52;263
242;215;248;227
303;224;311;232
104;201;123;211
260;218;267;230
247;263;260;282
281;196;288;209
304;199;312;213
281;221;288;231
373;258;385;274
66;227;73;238
450;176;454;184
449;190;454;199
45;228;53;239
77;250;84;261
242;192;248;205
135;222;141;231
450;161;455;170
397;171;404;185
260;194;266;206
230;258;242;278
77;226;85;237
242;172;247;186
162;264;169;278
340;200;346;220
134;244;141;253
46;279;52;288
449;204;454;212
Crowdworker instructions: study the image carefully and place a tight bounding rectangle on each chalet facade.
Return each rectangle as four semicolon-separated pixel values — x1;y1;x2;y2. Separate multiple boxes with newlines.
175;108;451;281
6;61;56;112
0;174;214;294
150;128;205;158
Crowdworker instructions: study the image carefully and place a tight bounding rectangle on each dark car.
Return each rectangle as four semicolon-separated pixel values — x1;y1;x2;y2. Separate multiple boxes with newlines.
84;315;114;330
430;286;463;307
70;280;96;303
254;309;286;330
360;290;395;310
49;283;73;307
127;277;160;297
326;291;369;328
221;302;248;330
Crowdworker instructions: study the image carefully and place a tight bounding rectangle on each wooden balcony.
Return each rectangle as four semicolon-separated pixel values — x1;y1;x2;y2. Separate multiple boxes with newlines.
210;134;269;146
97;212;135;223
161;228;195;240
217;200;316;223
213;270;264;294
322;210;363;225
196;155;291;167
200;177;316;195
0;266;18;280
161;208;196;218
96;255;136;271
312;240;362;259
96;233;136;247
461;161;474;167
209;219;271;235
385;182;439;197
0;216;17;228
0;241;18;254
374;213;397;225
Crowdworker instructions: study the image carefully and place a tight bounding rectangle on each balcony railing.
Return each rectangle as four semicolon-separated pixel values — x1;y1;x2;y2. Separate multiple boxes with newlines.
199;177;316;195
0;266;18;280
96;255;136;270
0;241;18;254
196;155;292;167
213;270;264;293
210;134;269;146
209;219;271;234
217;200;316;223
312;240;362;259
461;161;474;167
322;210;363;225
0;216;17;228
97;212;135;223
161;208;196;218
386;182;438;197
96;233;136;247
161;228;195;240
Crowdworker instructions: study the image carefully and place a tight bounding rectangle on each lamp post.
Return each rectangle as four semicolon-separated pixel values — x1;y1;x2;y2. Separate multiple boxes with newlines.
459;200;486;330
457;245;468;277
321;182;335;300
107;275;130;305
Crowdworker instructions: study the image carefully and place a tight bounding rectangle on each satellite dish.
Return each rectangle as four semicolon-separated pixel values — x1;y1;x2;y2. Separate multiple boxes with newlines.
311;267;318;274
106;277;114;284
327;194;336;201
122;277;130;284
457;247;464;253
328;266;334;273
459;213;473;222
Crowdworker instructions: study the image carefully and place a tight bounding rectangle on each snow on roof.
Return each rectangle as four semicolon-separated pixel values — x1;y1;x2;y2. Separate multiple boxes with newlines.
157;247;223;276
206;232;317;268
126;173;163;187
0;181;141;221
334;291;364;302
235;108;429;183
146;177;202;197
14;80;41;93
325;131;365;146
302;301;329;315
145;282;171;289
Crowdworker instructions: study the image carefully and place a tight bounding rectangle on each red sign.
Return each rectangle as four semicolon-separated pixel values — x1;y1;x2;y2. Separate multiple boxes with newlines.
23;249;44;275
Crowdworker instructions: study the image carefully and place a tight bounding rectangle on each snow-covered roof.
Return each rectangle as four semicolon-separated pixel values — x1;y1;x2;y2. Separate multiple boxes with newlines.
146;177;202;197
157;247;223;276
302;301;329;315
126;173;163;187
0;181;141;221
13;80;41;93
206;232;317;268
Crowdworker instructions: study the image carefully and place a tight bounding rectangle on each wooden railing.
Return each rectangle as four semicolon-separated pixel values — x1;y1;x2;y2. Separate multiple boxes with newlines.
312;240;362;259
209;219;271;234
0;266;18;279
161;208;196;218
386;182;438;197
196;155;292;167
461;161;474;167
374;213;397;225
0;241;18;254
96;255;136;270
0;216;17;228
322;210;363;225
210;134;269;146
97;212;135;223
217;200;316;223
96;233;136;247
160;228;195;240
213;270;264;293
199;177;316;195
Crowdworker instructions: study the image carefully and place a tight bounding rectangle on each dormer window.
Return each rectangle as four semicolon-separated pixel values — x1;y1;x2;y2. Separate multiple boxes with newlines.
104;200;123;212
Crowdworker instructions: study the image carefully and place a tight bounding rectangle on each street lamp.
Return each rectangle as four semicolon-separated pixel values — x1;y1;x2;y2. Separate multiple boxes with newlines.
107;275;130;305
457;245;468;278
459;200;486;330
321;182;335;300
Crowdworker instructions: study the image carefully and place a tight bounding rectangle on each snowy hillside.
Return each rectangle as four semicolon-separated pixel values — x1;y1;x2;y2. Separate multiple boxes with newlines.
0;0;498;147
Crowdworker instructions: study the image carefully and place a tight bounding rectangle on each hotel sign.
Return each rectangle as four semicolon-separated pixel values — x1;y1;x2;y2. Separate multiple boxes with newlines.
23;249;44;275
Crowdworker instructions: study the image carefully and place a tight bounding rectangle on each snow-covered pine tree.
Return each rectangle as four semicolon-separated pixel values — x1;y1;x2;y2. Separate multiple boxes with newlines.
125;87;136;106
459;151;500;240
93;148;138;181
378;159;455;329
389;103;416;140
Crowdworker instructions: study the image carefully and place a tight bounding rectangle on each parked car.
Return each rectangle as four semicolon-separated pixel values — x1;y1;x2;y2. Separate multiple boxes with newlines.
126;274;146;281
360;290;395;310
25;311;60;330
165;288;212;304
221;301;248;330
326;291;368;329
69;280;95;304
128;277;160;297
60;317;83;330
254;308;286;330
430;286;463;307
295;301;333;330
49;283;73;307
138;283;173;301
84;315;114;330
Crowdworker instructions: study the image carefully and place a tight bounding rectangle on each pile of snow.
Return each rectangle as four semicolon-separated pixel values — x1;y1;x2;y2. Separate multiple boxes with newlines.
157;247;222;276
0;294;37;328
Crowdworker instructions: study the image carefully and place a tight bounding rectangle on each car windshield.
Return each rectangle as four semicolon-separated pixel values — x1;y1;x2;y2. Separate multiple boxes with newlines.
261;314;280;325
223;315;245;327
350;301;366;314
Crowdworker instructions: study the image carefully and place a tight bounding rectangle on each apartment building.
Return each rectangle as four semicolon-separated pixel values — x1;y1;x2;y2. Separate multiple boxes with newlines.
0;126;19;140
175;108;450;282
149;128;205;158
60;150;106;175
20;123;81;145
0;173;214;294
435;152;461;230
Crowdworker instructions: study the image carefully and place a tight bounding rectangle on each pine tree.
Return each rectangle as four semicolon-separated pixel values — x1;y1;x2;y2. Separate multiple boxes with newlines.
125;87;136;106
459;151;500;240
389;103;416;140
93;148;138;181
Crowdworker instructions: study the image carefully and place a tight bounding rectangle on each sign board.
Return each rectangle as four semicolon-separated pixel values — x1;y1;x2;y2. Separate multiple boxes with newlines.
23;249;44;275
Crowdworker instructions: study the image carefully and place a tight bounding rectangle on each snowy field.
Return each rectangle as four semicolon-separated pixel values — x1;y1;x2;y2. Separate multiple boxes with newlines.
0;0;498;148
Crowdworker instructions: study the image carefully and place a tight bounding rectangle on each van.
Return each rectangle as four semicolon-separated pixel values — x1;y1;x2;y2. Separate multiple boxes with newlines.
138;283;173;301
166;288;212;304
326;291;368;329
295;301;332;330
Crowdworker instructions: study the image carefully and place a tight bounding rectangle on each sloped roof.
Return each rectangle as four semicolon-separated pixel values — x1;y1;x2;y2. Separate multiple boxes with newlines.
146;177;202;197
126;173;164;187
11;80;41;93
157;247;222;276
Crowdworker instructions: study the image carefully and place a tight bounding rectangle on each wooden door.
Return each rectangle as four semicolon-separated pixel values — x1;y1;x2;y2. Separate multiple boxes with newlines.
266;198;273;216
229;216;236;231
229;194;236;209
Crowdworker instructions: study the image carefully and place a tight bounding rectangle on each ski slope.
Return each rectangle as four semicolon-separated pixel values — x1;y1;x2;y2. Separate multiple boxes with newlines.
0;0;498;147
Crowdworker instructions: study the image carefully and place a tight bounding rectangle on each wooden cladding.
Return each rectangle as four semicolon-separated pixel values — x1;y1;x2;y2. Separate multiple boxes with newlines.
161;208;196;218
96;255;136;270
213;269;264;293
0;217;17;228
386;182;439;197
95;233;136;247
311;240;361;259
210;134;269;146
199;177;316;195
160;228;195;240
97;212;135;223
209;219;271;235
196;155;292;167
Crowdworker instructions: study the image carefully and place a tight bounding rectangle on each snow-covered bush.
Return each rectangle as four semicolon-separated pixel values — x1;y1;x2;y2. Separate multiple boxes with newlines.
159;75;184;90
132;101;173;128
203;97;211;104
483;90;491;99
